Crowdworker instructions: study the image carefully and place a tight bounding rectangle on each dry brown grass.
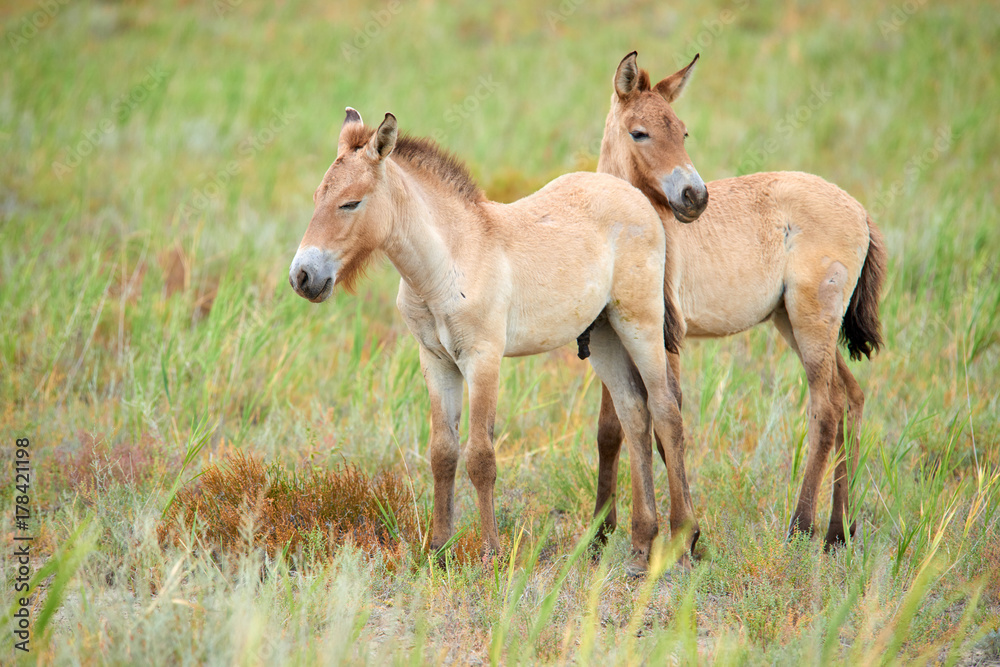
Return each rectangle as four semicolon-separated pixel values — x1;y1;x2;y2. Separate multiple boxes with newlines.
159;451;421;567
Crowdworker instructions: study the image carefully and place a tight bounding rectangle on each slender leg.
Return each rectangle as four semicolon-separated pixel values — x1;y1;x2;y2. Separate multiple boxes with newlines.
420;347;465;552
587;323;659;572
826;351;864;548
611;314;699;556
594;351;681;550
781;263;850;538
594;383;624;547
458;348;504;556
654;349;683;482
788;358;844;537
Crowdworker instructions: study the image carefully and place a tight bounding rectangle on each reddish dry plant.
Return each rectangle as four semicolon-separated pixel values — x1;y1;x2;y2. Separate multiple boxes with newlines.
159;451;420;566
981;538;1000;604
46;431;180;499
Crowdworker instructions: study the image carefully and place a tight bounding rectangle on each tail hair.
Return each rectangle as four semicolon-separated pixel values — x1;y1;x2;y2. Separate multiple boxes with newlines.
664;295;682;355
840;213;886;361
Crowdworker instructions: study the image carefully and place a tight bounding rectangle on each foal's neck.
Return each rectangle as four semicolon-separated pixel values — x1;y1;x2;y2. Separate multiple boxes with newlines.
381;161;477;300
597;105;631;182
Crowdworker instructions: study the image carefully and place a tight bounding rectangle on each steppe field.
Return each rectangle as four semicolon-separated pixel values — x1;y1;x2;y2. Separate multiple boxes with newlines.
2;0;999;664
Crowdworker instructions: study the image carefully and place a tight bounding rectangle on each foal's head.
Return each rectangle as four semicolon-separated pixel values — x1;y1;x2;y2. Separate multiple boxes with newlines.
289;109;398;302
602;52;709;223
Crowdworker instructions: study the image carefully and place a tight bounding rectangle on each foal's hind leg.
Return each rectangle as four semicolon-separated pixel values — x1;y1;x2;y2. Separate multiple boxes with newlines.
789;358;844;538
775;263;850;539
826;352;864;548
587;324;659;571
607;312;699;556
593;383;624;547
653;350;684;467
592;353;680;549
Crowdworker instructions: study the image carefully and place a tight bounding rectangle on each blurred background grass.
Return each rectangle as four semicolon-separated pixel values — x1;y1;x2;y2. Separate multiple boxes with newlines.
1;0;998;663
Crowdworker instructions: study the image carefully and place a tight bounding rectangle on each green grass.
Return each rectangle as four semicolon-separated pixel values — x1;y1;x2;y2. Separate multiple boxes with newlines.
2;0;999;663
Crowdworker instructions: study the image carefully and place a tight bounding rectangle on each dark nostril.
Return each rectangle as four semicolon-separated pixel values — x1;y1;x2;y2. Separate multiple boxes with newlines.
296;268;310;291
683;186;696;209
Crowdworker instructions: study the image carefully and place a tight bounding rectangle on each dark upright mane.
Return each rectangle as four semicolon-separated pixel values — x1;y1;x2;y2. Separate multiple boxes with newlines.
340;124;484;203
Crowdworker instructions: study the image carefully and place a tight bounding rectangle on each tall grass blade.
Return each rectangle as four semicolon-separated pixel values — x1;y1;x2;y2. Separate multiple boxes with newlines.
161;415;215;519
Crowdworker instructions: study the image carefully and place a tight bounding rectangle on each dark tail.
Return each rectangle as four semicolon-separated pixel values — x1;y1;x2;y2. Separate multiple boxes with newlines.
664;294;682;355
840;213;887;361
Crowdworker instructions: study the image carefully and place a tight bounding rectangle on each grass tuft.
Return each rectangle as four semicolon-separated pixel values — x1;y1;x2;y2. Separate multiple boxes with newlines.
159;450;419;568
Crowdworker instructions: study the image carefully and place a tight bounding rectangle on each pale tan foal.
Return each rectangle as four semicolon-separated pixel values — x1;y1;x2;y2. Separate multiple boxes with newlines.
289;108;705;571
594;52;886;551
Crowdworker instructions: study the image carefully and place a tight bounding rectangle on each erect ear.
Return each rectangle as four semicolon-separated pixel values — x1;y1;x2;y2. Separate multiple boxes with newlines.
654;53;699;103
343;106;363;127
366;112;397;162
614;51;640;99
338;106;364;153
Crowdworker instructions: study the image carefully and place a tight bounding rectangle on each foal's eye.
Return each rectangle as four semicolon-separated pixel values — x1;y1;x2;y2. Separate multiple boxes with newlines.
339;200;362;211
629;130;650;141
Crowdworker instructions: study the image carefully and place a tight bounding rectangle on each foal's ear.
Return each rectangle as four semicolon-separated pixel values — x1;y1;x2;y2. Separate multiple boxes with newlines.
654;53;699;103
338;106;364;153
343;106;363;127
366;112;397;162
614;51;641;99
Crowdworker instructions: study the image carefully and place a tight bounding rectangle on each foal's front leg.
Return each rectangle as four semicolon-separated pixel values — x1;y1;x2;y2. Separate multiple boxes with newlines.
459;348;504;556
421;347;465;553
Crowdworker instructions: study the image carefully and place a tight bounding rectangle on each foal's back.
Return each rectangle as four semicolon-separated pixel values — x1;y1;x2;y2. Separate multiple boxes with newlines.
493;172;659;235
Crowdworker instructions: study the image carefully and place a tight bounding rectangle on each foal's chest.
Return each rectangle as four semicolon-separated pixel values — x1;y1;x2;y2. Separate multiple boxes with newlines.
396;285;464;362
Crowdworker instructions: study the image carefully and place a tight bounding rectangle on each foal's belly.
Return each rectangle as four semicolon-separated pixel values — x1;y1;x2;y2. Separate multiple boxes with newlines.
503;298;608;357
681;277;785;338
503;274;612;357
